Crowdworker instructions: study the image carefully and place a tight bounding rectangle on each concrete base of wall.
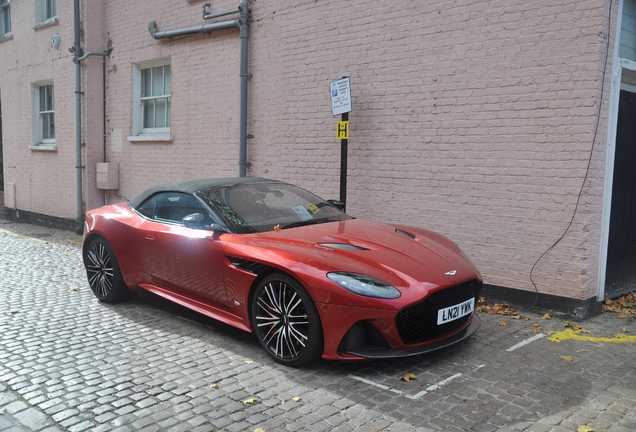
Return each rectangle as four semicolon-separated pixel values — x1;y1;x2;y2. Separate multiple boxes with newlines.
4;208;80;233
482;284;603;322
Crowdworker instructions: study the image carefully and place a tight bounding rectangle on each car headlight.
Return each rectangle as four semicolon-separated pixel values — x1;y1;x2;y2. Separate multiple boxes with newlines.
327;272;401;299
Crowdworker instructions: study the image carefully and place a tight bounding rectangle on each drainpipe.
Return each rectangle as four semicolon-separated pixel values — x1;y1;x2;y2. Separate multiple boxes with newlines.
77;50;112;205
238;0;249;177
148;1;250;177
72;0;82;234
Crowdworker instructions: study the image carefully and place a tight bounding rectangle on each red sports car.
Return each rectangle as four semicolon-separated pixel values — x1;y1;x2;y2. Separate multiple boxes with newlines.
83;178;482;367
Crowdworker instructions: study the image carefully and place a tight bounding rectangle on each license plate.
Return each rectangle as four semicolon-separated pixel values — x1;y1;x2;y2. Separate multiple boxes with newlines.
437;298;475;325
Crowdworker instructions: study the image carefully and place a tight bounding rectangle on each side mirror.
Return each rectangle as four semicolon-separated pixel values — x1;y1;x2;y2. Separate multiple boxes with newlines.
327;199;345;211
182;213;206;229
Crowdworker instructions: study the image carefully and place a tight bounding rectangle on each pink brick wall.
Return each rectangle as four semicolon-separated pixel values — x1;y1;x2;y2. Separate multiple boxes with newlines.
0;0;618;300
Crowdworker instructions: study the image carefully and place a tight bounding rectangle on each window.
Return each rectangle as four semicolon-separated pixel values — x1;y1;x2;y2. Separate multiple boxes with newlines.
136;192;211;225
0;0;10;38
35;0;56;25
31;82;55;148
129;58;172;141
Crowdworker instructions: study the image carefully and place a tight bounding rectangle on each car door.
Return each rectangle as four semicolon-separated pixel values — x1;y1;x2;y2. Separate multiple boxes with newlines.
136;192;231;308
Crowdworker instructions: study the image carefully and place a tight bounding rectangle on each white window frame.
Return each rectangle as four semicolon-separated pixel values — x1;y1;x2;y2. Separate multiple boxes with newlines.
34;0;57;28
0;0;11;39
30;81;56;150
129;58;173;142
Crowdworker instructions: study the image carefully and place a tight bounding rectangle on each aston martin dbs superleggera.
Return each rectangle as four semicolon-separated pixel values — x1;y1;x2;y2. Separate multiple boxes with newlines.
82;177;482;366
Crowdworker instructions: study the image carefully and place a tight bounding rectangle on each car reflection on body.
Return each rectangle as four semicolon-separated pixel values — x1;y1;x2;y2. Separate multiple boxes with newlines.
82;177;482;367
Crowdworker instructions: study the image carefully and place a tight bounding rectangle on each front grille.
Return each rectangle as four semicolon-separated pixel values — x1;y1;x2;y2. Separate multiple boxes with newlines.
396;279;482;345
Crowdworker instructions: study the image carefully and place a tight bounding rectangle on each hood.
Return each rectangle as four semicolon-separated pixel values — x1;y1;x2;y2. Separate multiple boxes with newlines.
232;219;478;290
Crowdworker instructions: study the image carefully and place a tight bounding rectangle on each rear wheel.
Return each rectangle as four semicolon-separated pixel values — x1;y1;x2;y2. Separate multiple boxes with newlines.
84;237;130;303
252;274;323;367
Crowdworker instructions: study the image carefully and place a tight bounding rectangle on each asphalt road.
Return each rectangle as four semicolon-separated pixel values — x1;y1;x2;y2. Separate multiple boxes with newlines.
1;219;635;432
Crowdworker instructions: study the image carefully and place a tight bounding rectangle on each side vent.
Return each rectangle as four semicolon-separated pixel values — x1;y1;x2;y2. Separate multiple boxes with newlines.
227;257;268;275
396;229;418;241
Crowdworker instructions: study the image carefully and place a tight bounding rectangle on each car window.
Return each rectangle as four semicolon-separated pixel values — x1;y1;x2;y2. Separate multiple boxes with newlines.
199;183;351;233
141;192;211;224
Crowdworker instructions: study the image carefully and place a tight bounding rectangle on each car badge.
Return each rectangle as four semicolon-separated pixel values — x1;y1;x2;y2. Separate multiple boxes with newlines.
445;270;457;276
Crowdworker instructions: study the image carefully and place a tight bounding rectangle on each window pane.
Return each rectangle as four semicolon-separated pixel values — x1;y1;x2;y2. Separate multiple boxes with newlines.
46;0;56;19
167;98;171;127
164;65;171;94
152;66;164;97
142;69;150;98
155;99;167;128
48;85;54;110
42;113;55;139
144;99;155;128
39;86;46;111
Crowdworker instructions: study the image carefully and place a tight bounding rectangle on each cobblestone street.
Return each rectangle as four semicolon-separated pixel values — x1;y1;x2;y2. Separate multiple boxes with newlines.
1;219;635;432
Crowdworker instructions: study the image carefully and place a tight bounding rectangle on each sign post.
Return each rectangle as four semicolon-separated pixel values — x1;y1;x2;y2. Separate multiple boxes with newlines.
330;77;352;212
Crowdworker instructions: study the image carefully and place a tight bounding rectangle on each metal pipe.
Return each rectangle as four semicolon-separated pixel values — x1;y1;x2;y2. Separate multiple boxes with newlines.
148;3;249;177
202;3;241;20
148;19;239;40
73;0;82;234
238;0;249;177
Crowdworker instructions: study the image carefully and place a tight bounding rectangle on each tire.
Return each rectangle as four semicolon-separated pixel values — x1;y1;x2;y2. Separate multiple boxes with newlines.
251;274;324;367
84;237;131;303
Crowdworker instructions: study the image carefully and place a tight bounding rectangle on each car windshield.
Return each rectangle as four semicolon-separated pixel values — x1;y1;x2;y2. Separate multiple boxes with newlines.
197;182;351;233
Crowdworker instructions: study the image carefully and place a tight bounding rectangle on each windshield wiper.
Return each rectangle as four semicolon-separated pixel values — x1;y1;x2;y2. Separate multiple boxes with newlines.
281;218;331;230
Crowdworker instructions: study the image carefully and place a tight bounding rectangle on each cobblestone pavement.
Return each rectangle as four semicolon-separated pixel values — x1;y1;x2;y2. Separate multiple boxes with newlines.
1;219;635;432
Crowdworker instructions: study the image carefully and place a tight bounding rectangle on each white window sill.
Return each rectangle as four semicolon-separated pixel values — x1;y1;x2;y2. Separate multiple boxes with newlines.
33;18;58;30
29;144;57;152
127;134;174;143
0;33;12;43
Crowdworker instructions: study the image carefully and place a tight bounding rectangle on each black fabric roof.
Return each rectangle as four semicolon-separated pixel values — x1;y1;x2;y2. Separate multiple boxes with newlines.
128;177;282;209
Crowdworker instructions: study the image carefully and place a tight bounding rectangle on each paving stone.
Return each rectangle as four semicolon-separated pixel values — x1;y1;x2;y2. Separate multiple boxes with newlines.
1;221;636;431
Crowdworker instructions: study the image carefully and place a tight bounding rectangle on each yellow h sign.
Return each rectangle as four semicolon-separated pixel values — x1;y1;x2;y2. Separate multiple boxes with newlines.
336;121;349;140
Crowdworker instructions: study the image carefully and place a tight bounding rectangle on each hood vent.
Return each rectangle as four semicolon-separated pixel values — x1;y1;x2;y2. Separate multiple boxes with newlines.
395;229;419;241
317;243;369;251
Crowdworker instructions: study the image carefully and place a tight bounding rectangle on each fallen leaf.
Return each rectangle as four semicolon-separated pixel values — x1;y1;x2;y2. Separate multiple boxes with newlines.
617;313;628;318
563;322;572;328
561;355;573;362
401;373;417;382
273;225;281;232
510;315;522;320
70;287;79;291
244;360;254;365
210;384;218;389
292;397;302;402
8;310;18;314
243;398;258;406
541;313;551;320
255;429;266;432
621;327;629;333
533;329;541;334
498;322;508;327
533;323;540;327
578;426;595;432
523;317;531;321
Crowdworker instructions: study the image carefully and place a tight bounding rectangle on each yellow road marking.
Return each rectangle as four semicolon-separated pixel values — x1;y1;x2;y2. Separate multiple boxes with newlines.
548;329;636;343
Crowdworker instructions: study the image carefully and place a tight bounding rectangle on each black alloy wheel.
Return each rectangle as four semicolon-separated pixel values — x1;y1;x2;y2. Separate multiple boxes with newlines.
84;237;130;303
252;274;323;367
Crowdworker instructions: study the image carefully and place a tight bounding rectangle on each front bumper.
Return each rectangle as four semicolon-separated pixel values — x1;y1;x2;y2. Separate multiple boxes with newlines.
346;314;480;359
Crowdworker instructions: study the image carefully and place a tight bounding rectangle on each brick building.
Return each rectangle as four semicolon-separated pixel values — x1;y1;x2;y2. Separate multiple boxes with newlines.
1;0;635;318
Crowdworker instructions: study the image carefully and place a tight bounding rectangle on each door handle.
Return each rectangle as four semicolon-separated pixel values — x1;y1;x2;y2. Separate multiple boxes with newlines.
145;235;155;240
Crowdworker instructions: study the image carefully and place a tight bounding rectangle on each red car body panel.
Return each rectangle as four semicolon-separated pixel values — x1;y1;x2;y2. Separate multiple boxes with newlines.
84;200;482;361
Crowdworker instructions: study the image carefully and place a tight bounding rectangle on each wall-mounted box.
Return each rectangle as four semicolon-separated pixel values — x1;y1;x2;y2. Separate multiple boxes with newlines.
5;182;16;208
96;163;119;190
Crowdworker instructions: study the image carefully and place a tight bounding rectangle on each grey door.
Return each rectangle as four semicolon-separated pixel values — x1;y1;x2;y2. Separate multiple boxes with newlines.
606;90;636;299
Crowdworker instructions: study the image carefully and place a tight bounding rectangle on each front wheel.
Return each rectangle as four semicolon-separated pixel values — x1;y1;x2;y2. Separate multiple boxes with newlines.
251;274;323;367
84;237;131;303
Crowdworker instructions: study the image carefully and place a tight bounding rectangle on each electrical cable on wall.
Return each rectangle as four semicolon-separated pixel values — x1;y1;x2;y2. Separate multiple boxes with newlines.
528;0;614;307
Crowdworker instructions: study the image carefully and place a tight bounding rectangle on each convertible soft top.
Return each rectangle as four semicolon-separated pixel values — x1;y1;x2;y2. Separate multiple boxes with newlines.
128;177;281;209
